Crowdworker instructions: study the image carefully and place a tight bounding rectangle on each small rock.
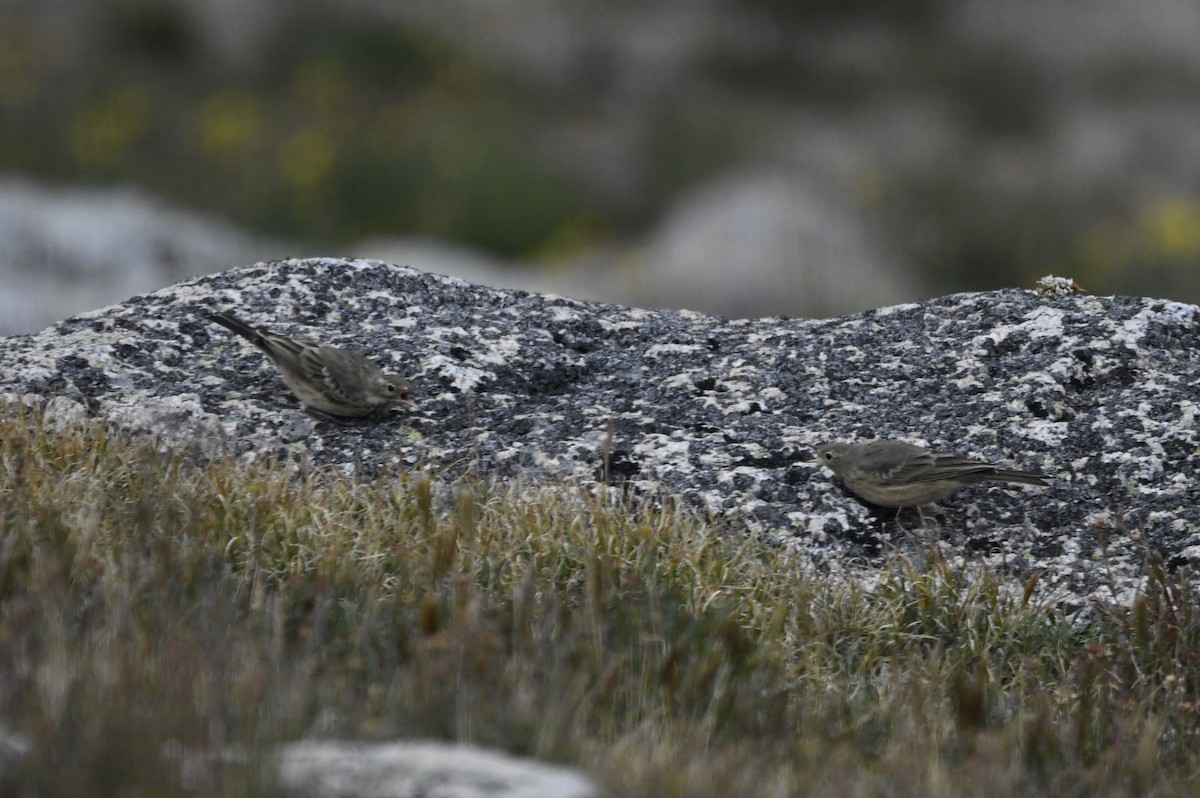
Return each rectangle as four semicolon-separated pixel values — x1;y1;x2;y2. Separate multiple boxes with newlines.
277;740;602;798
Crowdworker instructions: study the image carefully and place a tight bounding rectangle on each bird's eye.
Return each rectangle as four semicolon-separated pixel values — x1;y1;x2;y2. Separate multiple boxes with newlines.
385;383;396;394
822;452;833;461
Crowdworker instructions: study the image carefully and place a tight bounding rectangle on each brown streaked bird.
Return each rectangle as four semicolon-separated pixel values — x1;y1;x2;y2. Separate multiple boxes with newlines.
812;439;1050;508
205;311;413;419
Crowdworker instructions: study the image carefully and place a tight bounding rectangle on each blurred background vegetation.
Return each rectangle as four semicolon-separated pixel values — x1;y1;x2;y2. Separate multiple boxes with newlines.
3;0;1200;316
2;3;614;255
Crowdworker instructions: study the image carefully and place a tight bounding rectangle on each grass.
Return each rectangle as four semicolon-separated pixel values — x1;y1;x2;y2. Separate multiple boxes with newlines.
1;403;1198;796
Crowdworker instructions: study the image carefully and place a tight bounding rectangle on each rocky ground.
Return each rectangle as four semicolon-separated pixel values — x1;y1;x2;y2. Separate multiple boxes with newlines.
3;257;1196;611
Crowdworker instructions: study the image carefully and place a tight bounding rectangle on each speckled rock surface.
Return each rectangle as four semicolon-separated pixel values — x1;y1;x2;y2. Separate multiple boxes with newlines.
2;257;1198;607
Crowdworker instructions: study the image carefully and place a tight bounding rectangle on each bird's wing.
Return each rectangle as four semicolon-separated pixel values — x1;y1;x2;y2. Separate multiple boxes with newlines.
857;445;939;485
298;345;367;405
919;453;1006;484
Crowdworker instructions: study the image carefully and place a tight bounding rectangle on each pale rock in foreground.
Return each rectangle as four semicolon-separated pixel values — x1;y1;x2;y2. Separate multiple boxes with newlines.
277;741;602;798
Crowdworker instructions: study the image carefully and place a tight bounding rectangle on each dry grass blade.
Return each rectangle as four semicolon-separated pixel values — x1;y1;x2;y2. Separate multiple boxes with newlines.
0;402;1198;796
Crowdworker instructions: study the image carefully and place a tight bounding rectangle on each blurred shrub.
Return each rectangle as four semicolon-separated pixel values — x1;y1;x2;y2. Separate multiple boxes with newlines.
69;89;154;170
1;8;605;258
739;0;947;25
882;173;1079;292
1071;198;1200;298
110;0;196;61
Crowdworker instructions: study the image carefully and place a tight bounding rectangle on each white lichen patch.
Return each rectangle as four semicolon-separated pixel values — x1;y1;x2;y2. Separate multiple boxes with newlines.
425;354;493;393
977;306;1067;348
645;343;706;358
1116;302;1197;353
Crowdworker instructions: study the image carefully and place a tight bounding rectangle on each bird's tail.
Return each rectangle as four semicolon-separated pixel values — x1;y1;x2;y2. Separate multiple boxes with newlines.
989;468;1051;487
206;311;267;347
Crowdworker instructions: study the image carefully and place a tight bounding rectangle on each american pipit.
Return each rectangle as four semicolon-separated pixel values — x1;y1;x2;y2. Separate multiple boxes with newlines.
205;311;413;419
813;440;1049;508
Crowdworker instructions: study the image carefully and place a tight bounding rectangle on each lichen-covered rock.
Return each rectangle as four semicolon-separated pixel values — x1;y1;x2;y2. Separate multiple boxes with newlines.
2;257;1197;607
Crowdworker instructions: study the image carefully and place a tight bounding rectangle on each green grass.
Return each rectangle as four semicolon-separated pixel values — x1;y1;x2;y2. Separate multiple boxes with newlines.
1;403;1198;796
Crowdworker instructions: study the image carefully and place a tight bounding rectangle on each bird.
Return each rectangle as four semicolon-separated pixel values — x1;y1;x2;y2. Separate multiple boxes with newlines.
812;439;1049;508
205;311;413;419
